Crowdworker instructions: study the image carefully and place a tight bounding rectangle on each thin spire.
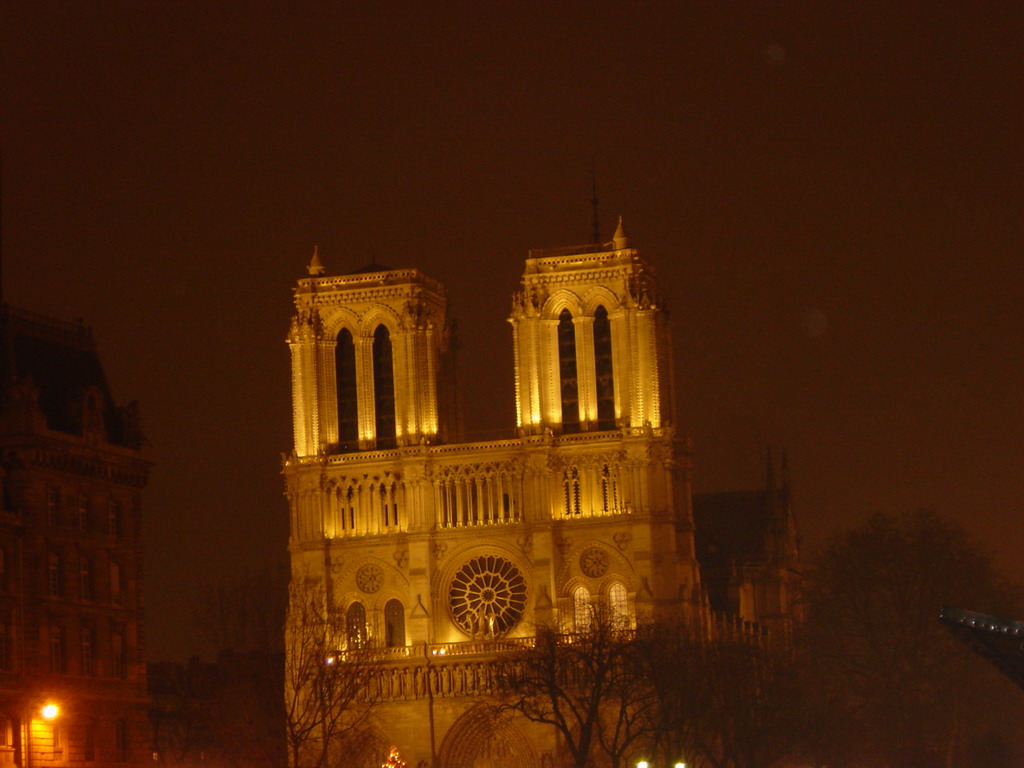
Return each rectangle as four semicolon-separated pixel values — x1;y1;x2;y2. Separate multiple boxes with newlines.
612;216;629;250
307;245;325;276
590;158;601;244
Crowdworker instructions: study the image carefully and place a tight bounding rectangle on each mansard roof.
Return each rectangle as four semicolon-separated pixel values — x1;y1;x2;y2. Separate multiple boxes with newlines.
0;304;140;448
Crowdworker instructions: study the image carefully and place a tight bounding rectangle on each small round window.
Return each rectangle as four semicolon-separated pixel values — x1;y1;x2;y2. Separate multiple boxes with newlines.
448;555;527;638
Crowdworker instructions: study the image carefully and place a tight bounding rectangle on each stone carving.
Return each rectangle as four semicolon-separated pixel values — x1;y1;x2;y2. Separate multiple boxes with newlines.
516;533;533;556
579;547;610;578
431;541;448;561
556;537;573;557
394;549;409;568
612;532;631;550
355;563;384;593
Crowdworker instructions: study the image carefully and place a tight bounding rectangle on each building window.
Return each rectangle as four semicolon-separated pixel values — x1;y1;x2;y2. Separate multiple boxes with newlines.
111;631;124;678
563;468;581;517
47;488;59;527
599;465;618;514
108;500;121;537
557;309;580;433
109;562;122;605
48;553;63;597
346;602;366;649
384;599;405;648
335;328;358;447
593;305;615;429
81;628;94;676
83;720;95;761
608;582;629;628
0;622;9;671
573;586;592;632
78;495;90;532
114;719;127;762
372;325;396;447
50;626;64;673
80;558;93;601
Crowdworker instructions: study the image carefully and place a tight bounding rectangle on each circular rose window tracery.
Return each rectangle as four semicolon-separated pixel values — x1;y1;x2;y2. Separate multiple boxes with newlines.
580;547;610;578
449;555;527;638
355;564;383;593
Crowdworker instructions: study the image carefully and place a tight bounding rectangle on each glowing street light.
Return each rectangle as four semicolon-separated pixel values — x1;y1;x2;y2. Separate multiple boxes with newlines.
637;762;649;768
40;703;59;720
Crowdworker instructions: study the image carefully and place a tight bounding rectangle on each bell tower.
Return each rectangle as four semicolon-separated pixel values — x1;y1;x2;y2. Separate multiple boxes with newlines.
287;251;454;457
509;218;673;436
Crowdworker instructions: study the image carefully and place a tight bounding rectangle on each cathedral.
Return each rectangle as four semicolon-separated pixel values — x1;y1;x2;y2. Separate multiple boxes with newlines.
283;221;801;768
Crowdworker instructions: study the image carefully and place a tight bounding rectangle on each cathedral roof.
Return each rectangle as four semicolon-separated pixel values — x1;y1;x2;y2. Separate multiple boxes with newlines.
346;262;395;275
693;489;787;612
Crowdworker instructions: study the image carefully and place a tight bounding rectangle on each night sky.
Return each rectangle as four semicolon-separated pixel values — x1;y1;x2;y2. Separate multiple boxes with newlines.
3;2;1021;662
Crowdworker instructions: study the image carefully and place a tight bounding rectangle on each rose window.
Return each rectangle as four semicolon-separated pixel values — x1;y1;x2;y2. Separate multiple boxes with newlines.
579;547;610;578
355;564;384;594
449;555;527;637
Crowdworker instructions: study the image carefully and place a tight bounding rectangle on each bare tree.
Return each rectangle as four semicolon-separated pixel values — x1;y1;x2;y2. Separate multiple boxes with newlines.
283;577;383;768
803;510;1024;768
499;614;655;768
637;620;804;768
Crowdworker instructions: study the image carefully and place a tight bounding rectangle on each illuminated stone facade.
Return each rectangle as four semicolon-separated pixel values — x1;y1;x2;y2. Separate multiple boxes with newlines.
283;224;797;767
0;305;150;767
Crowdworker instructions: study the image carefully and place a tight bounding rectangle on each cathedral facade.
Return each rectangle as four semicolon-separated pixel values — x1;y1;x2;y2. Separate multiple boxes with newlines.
283;223;797;768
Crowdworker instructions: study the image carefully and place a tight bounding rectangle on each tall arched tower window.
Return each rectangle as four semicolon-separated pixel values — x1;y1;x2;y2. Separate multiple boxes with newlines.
557;309;580;433
372;325;397;447
384;599;405;647
336;329;358;446
346;602;367;649
594;305;615;429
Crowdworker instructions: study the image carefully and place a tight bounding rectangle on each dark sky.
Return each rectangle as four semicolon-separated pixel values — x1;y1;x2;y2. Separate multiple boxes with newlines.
3;1;1021;662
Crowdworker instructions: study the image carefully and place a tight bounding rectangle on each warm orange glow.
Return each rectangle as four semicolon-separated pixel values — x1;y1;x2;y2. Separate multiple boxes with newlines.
41;703;59;720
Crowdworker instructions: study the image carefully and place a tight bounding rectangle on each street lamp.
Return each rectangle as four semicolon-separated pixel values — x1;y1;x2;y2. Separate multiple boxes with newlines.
637;762;649;768
24;701;61;768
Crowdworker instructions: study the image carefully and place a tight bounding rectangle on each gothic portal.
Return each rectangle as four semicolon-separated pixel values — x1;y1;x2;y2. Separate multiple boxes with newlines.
283;222;798;766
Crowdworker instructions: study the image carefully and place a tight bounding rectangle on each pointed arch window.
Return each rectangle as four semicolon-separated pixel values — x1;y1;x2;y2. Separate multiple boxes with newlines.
563;468;581;517
608;582;629;628
594;305;615;429
372;325;397;447
335;328;358;447
346;602;367;649
573;586;592;632
384;599;405;648
557;310;580;433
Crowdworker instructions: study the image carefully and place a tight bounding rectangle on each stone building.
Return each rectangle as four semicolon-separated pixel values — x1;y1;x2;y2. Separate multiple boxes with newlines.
0;305;150;766
282;222;801;768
